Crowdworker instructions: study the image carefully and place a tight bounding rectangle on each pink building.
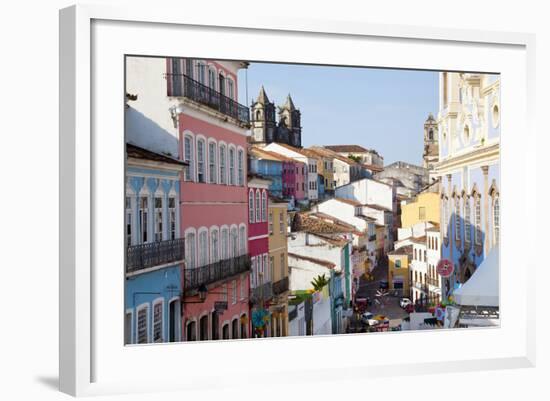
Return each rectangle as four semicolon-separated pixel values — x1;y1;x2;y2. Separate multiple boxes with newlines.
247;176;272;337
292;161;307;201
168;58;252;341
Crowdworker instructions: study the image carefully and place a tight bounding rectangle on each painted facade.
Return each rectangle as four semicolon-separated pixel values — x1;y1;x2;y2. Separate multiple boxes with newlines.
401;192;440;228
387;245;412;294
171;57;251;341
124;143;187;344
434;72;500;298
268;199;290;337
248;177;272;337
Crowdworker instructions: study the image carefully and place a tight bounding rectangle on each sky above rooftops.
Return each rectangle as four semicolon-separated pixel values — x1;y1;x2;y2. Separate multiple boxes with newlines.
238;62;438;166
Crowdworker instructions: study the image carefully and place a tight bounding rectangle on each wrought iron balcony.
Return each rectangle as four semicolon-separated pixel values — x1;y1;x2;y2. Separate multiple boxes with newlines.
126;238;185;273
272;277;289;295
184;254;251;292
251;281;273;303
165;73;250;124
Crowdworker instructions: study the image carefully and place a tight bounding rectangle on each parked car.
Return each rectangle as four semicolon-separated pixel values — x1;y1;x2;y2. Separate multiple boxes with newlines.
361;311;374;324
400;298;412;308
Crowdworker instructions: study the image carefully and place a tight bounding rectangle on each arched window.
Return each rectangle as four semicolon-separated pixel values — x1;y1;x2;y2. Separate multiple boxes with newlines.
237;149;244;186
210;229;219;263
256;190;261;222
429;129;434;140
219;145;226;184
227;79;235;100
168;196;177;240
185;232;196;269
262;190;267;222
184;135;194;181
197;61;206;84
198;230;208;267
493;196;500;245
249;190;255;223
197;139;206;183
229;147;235;185
208;142;217;184
239;226;246;255
455;196;461;243
199;315;208;341
414;249;417;260
230;227;238;258
186;320;197;341
208;67;216;90
474;194;482;246
464;197;471;245
221;228;229;260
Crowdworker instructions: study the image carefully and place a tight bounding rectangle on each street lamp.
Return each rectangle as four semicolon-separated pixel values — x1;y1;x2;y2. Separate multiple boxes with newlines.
182;284;208;304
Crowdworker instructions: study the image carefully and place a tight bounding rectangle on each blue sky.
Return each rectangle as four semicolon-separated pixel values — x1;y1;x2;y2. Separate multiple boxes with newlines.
238;63;438;166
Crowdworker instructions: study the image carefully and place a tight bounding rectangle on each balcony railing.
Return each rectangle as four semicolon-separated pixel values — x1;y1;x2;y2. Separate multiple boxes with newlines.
251;281;273;303
272;277;289;295
184;254;251;292
165;73;250;124
126;238;185;274
426;277;439;287
413;282;429;293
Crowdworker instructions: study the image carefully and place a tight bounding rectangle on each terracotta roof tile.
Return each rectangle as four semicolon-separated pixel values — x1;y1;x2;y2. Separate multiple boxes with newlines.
127;143;188;167
288;253;336;269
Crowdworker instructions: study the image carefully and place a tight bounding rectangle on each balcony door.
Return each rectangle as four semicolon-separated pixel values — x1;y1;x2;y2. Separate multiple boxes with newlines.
171;58;182;96
168;300;179;342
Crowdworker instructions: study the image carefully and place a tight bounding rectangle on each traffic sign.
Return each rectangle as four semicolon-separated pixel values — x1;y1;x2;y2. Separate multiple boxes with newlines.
436;259;454;278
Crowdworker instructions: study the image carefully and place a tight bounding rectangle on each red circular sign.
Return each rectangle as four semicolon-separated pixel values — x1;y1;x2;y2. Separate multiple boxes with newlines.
436;259;454;278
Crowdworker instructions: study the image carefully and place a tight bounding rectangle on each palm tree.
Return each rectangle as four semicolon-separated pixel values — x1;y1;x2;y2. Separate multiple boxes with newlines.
311;274;330;291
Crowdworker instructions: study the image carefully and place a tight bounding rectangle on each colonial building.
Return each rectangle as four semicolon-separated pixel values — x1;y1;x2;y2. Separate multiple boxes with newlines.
124;143;187;344
264;142;319;202
374;161;430;198
401;192;440;229
388;245;412;295
250;86;302;148
434;72;500;299
248;176;272;337
423;113;439;170
268;197;291;337
324;145;384;167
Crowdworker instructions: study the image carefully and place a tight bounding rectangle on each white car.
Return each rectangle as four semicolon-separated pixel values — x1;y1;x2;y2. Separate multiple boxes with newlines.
361;311;374;323
400;298;412;308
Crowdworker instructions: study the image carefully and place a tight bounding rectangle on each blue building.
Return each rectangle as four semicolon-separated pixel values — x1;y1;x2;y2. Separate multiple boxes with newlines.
125;143;188;344
317;173;325;200
249;146;285;198
329;271;345;334
434;73;500;299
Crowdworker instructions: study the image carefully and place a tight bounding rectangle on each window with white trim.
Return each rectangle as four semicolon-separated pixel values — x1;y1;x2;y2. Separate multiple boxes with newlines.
227;79;234;100
455;196;461;242
464;197;471;244
126;196;132;246
208;142;217;184
230;227;238;258
208;67;216;90
169;197;176;240
210;229;219;263
269;211;273;235
184;135;193;181
262;190;267;222
256;190;261;222
197;139;206;183
249;190;255;223
137;306;149;344
221;228;229;260
239;226;246;255
198;230;208;267
263;254;270;282
229;148;235;185
219;145;226;184
474;194;482;246
154;196;163;242
279;211;284;234
139;196;148;243
237;150;244;186
197;61;206;84
185;232;196;269
153;301;163;343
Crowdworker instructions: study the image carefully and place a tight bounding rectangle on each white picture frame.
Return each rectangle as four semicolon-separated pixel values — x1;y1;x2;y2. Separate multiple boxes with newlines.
59;4;536;397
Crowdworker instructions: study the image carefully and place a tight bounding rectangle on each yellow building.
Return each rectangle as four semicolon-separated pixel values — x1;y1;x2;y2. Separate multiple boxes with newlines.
305;147;336;194
401;192;440;228
387;245;412;294
268;198;290;337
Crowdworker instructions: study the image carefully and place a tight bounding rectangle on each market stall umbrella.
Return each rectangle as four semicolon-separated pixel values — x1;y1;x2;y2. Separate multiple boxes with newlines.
453;246;499;307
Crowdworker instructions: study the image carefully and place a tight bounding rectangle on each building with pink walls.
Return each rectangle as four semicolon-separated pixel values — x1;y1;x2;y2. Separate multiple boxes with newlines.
247;176;272;337
169;57;252;341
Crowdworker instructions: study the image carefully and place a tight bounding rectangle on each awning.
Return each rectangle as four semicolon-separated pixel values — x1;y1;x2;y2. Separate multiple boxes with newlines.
453;246;499;307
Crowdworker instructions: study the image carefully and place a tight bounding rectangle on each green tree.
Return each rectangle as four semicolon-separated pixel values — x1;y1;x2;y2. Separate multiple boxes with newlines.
311;274;330;291
348;155;361;163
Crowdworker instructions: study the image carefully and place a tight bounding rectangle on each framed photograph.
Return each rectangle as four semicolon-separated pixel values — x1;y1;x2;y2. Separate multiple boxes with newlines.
59;4;536;397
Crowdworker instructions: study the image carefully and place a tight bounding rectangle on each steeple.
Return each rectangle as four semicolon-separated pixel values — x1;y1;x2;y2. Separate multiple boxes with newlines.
282;94;296;111
250;85;276;145
256;86;270;105
277;93;302;148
